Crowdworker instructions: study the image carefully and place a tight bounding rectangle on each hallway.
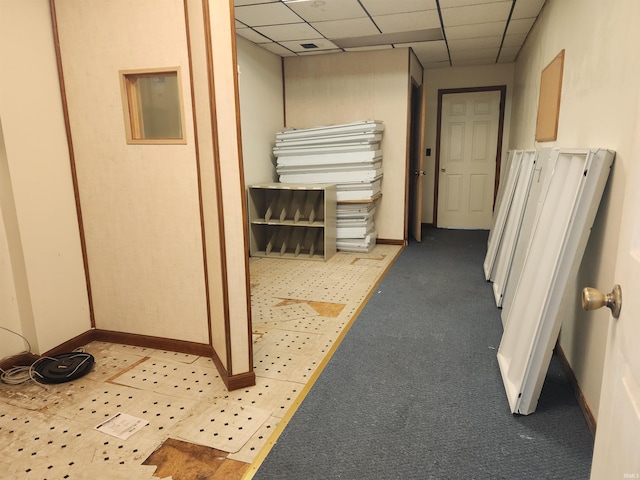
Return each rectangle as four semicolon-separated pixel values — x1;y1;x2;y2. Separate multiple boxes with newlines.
254;228;594;479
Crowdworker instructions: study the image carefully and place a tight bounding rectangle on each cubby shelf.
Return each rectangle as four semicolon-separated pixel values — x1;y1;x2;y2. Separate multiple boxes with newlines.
248;183;336;261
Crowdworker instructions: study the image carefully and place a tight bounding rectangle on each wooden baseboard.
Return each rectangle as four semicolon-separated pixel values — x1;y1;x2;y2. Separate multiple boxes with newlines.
0;352;40;371
1;329;256;392
209;344;256;391
377;238;405;245
44;329;98;356
92;329;213;357
0;330;95;371
555;344;597;437
94;329;257;391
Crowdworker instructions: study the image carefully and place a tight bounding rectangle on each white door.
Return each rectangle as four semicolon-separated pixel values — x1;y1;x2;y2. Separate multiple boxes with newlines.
590;156;640;476
437;91;500;229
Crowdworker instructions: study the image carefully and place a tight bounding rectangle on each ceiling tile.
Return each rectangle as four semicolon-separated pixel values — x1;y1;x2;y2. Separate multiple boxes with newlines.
498;44;521;60
279;38;339;53
445;21;505;39
395;40;450;63
312;17;380;39
447;35;502;50
237;28;272;44
234;0;278;5
423;60;451;69
450;46;498;61
359;0;437;16
298;48;343;56
511;0;546;19
255;22;321;41
285;0;367;22
441;1;512;26
453;57;497;66
373;10;441;34
344;44;394;52
506;17;536;35
501;33;527;47
234;3;302;27
261;42;298;56
439;0;507;7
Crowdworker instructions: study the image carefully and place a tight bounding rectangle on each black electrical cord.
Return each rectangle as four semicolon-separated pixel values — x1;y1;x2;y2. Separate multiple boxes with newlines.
30;352;95;384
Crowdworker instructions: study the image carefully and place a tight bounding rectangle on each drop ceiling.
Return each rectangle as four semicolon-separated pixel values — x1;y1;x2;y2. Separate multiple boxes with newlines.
235;0;546;68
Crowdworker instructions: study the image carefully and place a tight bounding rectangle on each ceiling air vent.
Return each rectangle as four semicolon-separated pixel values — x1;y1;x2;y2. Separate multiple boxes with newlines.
300;43;318;49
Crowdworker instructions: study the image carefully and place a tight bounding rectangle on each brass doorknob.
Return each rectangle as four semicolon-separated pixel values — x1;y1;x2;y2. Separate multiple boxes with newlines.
582;285;622;319
441;168;446;172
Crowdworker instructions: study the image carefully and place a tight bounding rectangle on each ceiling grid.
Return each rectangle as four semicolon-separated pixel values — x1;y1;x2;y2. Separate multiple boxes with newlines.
234;0;547;67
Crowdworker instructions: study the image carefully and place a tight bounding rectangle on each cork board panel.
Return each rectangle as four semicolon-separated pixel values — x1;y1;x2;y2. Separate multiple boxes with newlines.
535;50;565;142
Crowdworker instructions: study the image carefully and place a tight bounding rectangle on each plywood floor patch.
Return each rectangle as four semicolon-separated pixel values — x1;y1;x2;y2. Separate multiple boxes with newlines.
143;437;249;480
273;299;346;318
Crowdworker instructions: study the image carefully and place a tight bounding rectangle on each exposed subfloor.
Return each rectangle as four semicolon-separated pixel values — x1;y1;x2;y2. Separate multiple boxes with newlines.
0;245;400;480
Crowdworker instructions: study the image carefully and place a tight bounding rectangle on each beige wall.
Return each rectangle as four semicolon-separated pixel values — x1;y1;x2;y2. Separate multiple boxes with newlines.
54;0;208;343
184;0;227;365
284;48;412;242
509;0;640;420
0;120;31;357
1;0;253;379
237;35;284;187
0;0;90;356
206;0;253;375
410;49;424;85
422;63;515;224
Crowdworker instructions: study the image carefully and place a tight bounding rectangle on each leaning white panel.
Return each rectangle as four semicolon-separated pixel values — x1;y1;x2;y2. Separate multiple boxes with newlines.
501;148;553;324
497;148;615;415
483;150;523;280
494;149;517;215
491;150;537;307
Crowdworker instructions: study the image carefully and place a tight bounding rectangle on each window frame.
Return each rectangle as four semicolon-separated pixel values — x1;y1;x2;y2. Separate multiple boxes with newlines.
119;67;187;145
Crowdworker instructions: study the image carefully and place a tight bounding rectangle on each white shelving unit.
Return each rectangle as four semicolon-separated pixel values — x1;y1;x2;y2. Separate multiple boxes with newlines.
247;183;336;261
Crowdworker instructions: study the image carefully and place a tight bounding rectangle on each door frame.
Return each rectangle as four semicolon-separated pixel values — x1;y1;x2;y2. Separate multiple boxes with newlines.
433;85;507;227
407;79;426;242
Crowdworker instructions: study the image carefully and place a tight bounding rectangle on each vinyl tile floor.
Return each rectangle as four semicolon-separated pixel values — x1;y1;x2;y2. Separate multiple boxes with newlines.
0;245;401;480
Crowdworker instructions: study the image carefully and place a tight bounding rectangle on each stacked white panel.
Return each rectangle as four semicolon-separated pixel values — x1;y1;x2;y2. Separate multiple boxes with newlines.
274;121;384;252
